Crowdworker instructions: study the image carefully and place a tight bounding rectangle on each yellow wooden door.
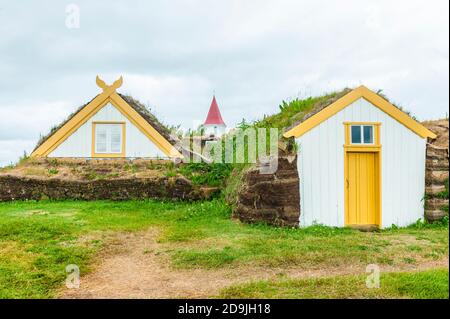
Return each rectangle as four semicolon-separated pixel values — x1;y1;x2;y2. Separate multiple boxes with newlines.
346;152;378;226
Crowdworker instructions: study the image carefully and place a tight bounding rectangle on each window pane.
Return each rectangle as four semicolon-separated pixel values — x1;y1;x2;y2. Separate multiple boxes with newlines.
110;125;122;153
95;124;123;154
96;126;107;153
351;126;361;144
96;143;107;152
363;126;373;144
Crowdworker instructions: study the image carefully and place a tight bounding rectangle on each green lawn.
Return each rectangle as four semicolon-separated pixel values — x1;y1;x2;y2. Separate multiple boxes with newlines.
219;268;449;299
0;199;448;298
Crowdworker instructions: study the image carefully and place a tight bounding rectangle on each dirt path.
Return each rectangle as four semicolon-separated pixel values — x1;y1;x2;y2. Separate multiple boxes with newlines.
59;229;449;299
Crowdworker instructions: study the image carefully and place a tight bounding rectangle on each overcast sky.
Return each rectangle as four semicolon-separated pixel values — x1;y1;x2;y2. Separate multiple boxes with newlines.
0;0;448;166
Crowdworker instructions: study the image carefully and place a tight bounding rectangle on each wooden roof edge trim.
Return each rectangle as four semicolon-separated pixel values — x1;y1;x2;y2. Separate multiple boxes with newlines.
110;93;182;158
31;87;114;157
283;86;437;139
31;76;183;158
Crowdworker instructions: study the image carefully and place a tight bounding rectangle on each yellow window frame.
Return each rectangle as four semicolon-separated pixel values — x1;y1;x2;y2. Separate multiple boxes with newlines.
91;121;126;158
344;122;381;151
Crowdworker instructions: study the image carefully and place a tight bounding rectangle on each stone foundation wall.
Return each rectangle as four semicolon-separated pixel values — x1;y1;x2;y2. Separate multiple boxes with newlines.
233;151;300;227
423;120;449;222
425;143;449;222
0;175;210;202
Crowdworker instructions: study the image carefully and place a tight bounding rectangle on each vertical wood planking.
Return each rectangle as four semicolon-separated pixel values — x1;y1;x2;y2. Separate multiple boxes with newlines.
49;103;166;158
297;97;427;228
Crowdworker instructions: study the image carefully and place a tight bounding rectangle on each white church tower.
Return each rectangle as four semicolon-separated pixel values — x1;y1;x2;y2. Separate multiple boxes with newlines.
203;95;226;137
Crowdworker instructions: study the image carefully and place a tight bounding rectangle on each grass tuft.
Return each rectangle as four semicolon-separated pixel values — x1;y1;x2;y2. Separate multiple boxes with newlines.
0;199;448;298
219;269;449;299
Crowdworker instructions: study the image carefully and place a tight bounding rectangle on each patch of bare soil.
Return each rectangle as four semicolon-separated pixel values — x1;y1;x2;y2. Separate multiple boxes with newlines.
58;229;449;299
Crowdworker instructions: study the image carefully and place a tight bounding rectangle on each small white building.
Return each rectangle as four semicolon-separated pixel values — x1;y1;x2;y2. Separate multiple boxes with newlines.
284;86;436;229
202;95;226;137
31;77;182;159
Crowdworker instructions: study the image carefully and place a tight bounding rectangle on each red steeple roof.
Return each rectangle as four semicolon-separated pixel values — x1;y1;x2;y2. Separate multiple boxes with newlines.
204;95;225;125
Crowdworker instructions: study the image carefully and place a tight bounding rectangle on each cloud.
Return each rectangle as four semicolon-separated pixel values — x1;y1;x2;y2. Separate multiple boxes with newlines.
120;73;213;129
0;0;448;166
0;100;73;141
0;140;36;167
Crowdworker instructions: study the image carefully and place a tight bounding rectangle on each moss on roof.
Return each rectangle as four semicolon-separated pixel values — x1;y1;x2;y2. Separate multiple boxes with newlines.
33;93;179;153
254;88;352;134
253;87;419;137
118;94;179;146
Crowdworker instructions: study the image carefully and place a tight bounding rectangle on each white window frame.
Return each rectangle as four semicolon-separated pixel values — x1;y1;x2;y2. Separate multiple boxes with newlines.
350;124;375;145
92;122;125;156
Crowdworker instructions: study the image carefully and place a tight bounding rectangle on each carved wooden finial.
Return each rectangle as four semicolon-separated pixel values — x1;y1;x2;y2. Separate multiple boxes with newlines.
95;75;107;90
96;75;123;92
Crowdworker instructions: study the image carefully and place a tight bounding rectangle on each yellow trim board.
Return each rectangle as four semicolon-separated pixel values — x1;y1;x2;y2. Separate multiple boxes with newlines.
109;93;182;158
344;122;382;227
283;86;437;139
31;76;182;159
91;121;126;158
344;122;381;147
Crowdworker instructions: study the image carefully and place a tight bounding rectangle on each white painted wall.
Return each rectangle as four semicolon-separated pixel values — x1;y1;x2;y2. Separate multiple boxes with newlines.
49;103;167;158
204;124;226;137
296;98;427;228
